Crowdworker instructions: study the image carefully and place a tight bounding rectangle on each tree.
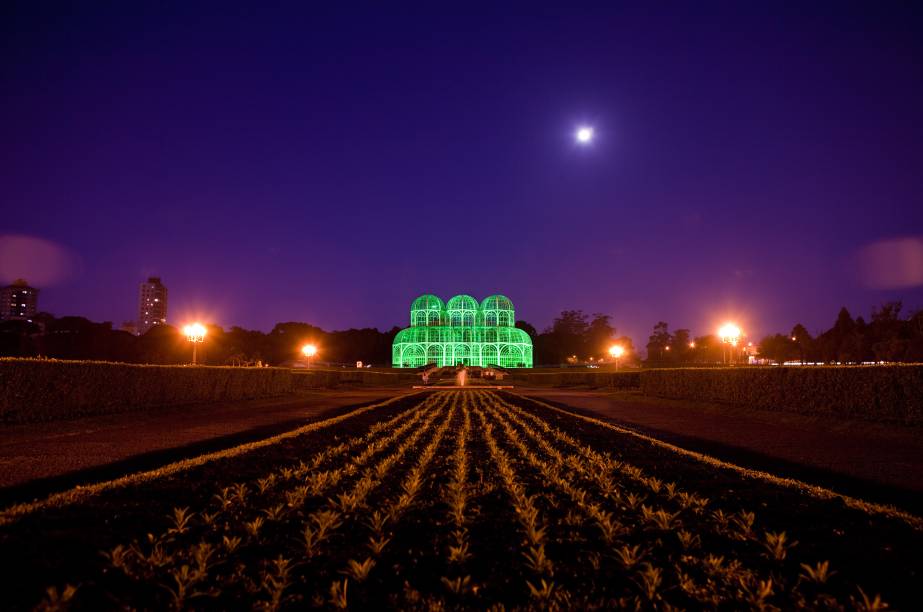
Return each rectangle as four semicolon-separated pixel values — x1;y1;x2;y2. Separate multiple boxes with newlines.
515;320;538;339
790;323;813;363
672;328;691;362
646;321;672;363
758;334;796;365
584;314;616;358
541;310;589;363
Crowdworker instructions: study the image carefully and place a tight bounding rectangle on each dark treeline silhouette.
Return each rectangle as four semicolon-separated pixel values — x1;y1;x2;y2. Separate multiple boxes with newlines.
758;302;923;364
517;310;636;366
0;314;400;366
12;303;913;368
644;302;923;366
1;309;639;368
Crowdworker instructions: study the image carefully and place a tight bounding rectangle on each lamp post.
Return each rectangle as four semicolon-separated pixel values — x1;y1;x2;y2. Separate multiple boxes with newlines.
608;345;625;370
301;343;318;367
183;323;207;365
718;323;742;365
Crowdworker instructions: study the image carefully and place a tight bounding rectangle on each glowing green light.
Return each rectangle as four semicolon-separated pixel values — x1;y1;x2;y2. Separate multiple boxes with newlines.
392;294;533;368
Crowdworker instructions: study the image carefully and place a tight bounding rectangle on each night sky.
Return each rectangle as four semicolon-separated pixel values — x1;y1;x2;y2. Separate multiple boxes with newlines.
3;2;923;347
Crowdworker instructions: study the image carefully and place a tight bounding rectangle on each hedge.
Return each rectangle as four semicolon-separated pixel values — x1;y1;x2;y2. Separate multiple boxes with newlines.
0;359;293;424
510;370;641;389
291;369;417;390
640;365;923;425
0;360;424;424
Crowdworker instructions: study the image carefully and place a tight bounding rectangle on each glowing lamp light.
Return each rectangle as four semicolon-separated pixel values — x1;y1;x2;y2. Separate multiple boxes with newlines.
608;344;625;370
718;323;742;346
183;323;206;343
183;323;207;365
575;126;594;144
301;344;318;358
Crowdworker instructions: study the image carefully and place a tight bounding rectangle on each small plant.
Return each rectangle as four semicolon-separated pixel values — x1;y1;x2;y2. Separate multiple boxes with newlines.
166;507;194;536
732;511;756;540
259;555;293;611
367;534;391;556
635;564;662;601
213;487;234;510
800;560;836;584
103;544;133;575
526;579;556;601
762;530;798;562
677;529;701;550
222;535;242;554
614;544;644;569
441;575;472;595
448;540;472;564
35;584;78;611
244;516;265;539
852;587;889;611
262;504;286;522
328;579;348;609
739;577;773;608
364;510;390;534
340;557;376;582
521;544;553;575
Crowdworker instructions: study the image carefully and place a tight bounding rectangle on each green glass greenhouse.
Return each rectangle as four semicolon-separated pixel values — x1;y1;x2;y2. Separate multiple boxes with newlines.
392;294;533;368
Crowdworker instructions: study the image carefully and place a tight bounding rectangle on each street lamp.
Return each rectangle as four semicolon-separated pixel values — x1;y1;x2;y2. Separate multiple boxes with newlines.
301;343;318;367
718;323;742;365
608;345;625;370
183;323;206;365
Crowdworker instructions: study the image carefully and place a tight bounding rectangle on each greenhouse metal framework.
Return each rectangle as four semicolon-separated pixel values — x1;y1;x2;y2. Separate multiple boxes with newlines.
392;294;533;368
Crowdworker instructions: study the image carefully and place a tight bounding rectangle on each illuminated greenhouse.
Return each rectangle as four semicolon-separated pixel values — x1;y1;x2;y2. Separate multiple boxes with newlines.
392;294;533;368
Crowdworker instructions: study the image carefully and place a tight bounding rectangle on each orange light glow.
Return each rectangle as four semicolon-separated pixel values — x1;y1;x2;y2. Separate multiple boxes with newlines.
183;323;206;342
718;322;742;345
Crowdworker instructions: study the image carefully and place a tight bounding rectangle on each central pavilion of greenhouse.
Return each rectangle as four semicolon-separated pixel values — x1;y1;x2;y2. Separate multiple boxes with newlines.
391;294;534;368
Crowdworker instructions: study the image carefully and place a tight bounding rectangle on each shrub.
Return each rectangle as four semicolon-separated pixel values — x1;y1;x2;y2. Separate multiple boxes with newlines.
291;369;417;391
639;365;923;425
0;359;293;424
511;371;640;389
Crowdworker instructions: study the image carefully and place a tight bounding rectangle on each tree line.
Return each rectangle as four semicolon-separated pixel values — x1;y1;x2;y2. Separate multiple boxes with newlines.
0;315;400;366
0;309;639;367
516;310;636;365
644;302;923;366
757;302;923;364
3;302;918;367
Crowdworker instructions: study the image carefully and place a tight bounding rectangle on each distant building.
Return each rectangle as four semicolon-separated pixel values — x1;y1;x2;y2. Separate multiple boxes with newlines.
137;277;168;335
0;278;39;321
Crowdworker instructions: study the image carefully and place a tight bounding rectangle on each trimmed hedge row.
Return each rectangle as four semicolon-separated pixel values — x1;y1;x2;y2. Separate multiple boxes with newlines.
511;370;641;389
0;359;294;424
292;369;418;390
0;360;424;424
640;365;923;425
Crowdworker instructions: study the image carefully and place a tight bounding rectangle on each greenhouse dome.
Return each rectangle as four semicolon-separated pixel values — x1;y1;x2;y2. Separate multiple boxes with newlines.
392;294;533;368
410;294;445;327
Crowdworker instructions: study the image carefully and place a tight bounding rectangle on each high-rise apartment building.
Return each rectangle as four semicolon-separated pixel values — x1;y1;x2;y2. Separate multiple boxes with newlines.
0;279;39;321
138;277;168;335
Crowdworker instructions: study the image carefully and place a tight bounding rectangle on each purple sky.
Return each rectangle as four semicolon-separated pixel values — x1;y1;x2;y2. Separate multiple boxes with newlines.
3;2;923;346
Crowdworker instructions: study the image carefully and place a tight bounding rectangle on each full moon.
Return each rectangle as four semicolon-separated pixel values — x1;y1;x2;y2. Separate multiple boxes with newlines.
575;126;594;144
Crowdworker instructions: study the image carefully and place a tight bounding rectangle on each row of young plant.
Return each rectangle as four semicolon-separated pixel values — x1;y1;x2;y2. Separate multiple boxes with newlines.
473;391;890;610
39;392;456;609
35;389;894;609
